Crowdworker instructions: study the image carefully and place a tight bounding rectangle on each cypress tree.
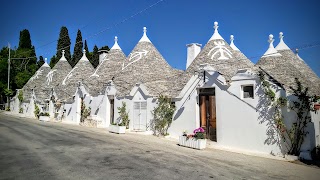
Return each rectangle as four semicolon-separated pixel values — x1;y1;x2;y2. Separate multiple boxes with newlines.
84;40;90;59
56;26;71;66
37;56;45;68
72;29;83;67
49;55;58;68
18;29;32;49
91;45;99;68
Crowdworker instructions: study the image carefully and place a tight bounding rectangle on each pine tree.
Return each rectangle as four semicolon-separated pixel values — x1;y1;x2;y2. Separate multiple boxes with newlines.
56;26;71;66
71;29;83;67
37;56;45;68
91;45;99;68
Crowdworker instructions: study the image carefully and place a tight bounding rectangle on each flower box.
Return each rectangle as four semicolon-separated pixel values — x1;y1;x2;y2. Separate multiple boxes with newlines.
179;136;207;150
109;125;126;134
39;116;50;122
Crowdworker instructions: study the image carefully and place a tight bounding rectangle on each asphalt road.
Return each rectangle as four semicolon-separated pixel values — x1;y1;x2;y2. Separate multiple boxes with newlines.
0;112;319;180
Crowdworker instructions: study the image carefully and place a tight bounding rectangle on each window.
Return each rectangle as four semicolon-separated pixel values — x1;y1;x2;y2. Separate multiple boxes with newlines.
242;85;254;99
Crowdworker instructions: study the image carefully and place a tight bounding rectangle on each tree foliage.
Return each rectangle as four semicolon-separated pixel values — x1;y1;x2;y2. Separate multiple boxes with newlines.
151;95;176;136
37;56;45;68
49;55;58;68
71;29;83;67
259;71;319;156
0;29;37;102
90;45;99;68
117;102;130;128
18;29;32;49
84;40;90;58
56;26;71;65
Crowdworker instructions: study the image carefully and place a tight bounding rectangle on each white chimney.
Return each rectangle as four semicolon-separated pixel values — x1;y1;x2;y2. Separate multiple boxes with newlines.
186;43;202;69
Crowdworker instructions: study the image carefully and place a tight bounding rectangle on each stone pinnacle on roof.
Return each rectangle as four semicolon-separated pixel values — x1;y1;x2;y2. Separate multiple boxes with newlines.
295;48;304;61
275;32;290;50
139;27;151;42
43;58;50;67
262;34;282;57
111;36;121;50
209;21;223;41
79;49;89;61
60;50;67;61
229;35;240;51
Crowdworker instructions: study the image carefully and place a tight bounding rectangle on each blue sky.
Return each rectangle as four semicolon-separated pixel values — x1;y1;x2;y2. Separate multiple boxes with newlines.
1;0;320;75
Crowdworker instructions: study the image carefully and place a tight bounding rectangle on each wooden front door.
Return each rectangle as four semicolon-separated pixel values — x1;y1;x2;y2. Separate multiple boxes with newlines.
199;88;216;141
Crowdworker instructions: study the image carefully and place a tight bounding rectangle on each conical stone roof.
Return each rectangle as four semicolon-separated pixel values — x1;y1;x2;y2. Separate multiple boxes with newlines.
186;22;254;80
46;50;73;99
256;34;318;95
56;50;95;101
113;27;176;97
85;36;126;96
274;32;320;95
22;60;51;103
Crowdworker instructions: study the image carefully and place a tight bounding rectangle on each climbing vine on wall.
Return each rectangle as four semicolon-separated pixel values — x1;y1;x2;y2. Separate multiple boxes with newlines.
259;71;319;156
151;95;176;136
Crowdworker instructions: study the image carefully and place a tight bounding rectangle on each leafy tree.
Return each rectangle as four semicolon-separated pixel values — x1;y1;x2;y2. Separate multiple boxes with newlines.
90;45;99;68
49;55;58;68
56;26;71;64
0;29;38;106
37;56;45;68
71;29;83;67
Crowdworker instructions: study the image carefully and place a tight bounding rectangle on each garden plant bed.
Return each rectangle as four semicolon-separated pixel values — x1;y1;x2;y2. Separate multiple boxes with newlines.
109;124;126;134
179;136;207;150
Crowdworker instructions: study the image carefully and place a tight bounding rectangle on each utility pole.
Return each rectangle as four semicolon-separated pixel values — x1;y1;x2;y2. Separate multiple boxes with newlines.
7;43;10;108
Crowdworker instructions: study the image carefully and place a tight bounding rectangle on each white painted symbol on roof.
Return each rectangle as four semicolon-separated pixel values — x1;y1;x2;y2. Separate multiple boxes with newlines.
62;67;78;85
30;69;43;82
46;69;57;85
208;41;233;60
90;58;109;77
122;50;148;70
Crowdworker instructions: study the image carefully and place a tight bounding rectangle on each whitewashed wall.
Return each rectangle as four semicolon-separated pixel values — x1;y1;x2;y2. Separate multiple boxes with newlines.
114;88;156;132
311;111;320;146
169;71;288;156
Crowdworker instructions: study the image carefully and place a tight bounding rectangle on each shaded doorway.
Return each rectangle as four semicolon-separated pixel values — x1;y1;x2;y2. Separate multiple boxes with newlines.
110;99;114;124
199;88;216;141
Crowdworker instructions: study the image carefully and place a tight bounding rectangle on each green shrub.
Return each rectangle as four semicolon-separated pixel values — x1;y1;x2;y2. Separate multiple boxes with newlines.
117;102;129;128
34;104;40;118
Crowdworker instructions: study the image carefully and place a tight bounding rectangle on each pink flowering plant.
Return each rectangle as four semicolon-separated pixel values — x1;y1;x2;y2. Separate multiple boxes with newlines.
182;127;206;140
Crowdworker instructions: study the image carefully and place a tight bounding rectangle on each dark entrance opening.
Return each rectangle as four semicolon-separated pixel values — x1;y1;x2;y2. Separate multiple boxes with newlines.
199;88;216;141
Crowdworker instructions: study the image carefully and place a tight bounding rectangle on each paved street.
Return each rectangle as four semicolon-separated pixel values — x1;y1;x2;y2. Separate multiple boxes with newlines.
0;112;319;180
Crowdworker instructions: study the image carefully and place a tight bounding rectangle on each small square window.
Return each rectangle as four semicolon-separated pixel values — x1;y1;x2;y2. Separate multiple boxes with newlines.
242;85;254;99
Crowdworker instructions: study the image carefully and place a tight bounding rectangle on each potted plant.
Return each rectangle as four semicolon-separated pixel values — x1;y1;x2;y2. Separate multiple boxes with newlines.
109;102;129;134
179;127;207;150
109;122;126;134
39;112;50;122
